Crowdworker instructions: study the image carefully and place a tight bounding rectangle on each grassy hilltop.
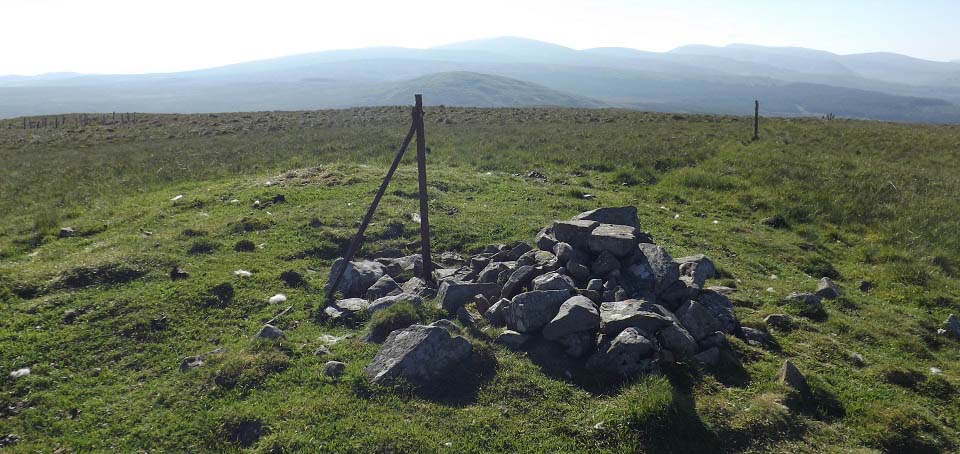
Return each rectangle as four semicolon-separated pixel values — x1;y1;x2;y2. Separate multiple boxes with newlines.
0;107;959;452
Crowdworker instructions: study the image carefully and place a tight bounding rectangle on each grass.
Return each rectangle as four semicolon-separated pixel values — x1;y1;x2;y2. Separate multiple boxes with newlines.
0;107;959;452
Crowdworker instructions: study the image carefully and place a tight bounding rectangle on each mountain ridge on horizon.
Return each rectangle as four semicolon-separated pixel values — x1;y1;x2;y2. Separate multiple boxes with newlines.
3;36;960;123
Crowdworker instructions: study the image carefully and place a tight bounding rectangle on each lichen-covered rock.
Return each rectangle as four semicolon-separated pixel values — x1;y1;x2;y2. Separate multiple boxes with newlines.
777;360;810;395
675;300;723;340
437;281;500;314
535;227;557;251
484;298;510;327
504;290;573;333
366;274;400;300
599;299;673;335
764;313;794;330
552;220;599;249
676;254;716;287
815;277;841;300
496;330;531;350
571;206;639;229
587;327;658;376
364;325;472;385
532;272;576;292
543;296;600;340
699;290;738;334
635;244;680;295
656;323;698;360
324;259;386;298
368;293;422;314
588;224;639;257
591;250;620;276
500;265;541;299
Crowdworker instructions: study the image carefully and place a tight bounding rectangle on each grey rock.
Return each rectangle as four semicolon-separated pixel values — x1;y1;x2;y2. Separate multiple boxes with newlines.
506;242;534;261
532;272;576;292
430;319;462;335
777;360;810;394
437;281;500;314
588;224;639;257
496;330;531;350
622;261;656;296
314;345;331;356
635;243;680;295
659;277;700;307
556;331;595;358
324;259;386;298
858;280;873;293
656;323;698;360
543;296;601;340
334;297;369;312
552;220;600;249
676;254;716;287
505;290;573;333
586;279;603;292
517;249;557;268
364;325;472;386
599;299;673;335
471;255;491;272
553;242;574;264
484;298;510;327
591;250;620;276
478;261;513;283
456;305;482;326
944;314;960;338
322;361;346;378
693;347;721;367
784;292;823;316
376;254;421;282
535;227;557;251
815;277;841;300
675;300;723;340
699;290;738;334
740;326;771;348
400;277;432;298
698;331;727;351
580;289;601;304
566;261;591;286
500;265;541;299
587;327;658;376
440;252;465;268
572;206;639;229
366;274;400;300
256;324;285;340
368;293;422;314
764;313;794;330
59;226;76;238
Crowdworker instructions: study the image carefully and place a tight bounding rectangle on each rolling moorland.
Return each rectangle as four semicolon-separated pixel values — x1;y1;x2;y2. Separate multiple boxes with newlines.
3;37;960;123
0;106;959;452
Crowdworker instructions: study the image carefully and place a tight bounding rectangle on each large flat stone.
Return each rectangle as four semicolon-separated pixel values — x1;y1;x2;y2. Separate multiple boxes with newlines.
504;290;574;333
437;281;501;314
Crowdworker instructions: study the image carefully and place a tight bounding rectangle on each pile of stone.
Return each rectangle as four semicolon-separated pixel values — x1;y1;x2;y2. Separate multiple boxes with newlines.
328;206;747;383
432;206;740;376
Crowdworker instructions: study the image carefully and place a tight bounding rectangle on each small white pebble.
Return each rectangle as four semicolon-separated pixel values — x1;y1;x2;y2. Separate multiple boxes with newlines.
233;270;252;277
659;206;667;210
264;180;274;187
673;214;680;219
712;220;719;224
199;212;209;217
930;367;943;375
269;294;287;304
766;287;776;293
229;199;240;204
171;194;183;201
443;442;452;447
769;274;778;280
253;200;261;207
10;368;30;378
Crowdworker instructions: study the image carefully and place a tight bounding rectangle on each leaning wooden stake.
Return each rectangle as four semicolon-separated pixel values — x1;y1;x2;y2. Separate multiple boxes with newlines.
413;94;434;285
325;113;417;302
753;100;760;141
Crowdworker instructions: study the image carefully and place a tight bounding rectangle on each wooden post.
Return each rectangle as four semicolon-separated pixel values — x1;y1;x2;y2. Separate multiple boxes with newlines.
325;122;417;301
752;100;760;141
413;94;433;285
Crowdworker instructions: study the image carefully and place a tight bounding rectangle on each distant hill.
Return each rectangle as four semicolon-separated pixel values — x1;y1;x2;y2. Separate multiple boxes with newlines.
3;37;960;123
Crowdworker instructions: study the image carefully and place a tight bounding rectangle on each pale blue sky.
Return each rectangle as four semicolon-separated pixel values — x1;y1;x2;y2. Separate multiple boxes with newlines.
2;0;958;75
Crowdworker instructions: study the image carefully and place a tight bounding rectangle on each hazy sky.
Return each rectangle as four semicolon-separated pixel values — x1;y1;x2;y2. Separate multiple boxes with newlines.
3;0;959;75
